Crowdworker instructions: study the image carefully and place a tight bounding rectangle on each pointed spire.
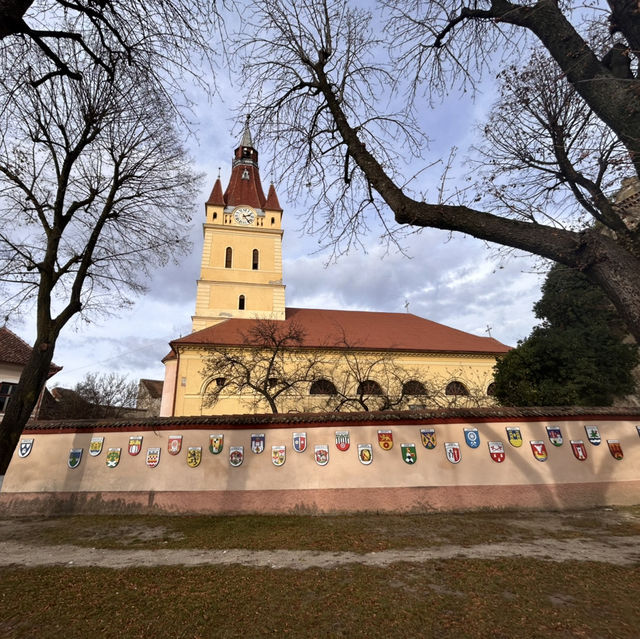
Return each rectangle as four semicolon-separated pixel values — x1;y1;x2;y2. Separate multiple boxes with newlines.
241;114;253;148
264;183;283;211
206;177;225;206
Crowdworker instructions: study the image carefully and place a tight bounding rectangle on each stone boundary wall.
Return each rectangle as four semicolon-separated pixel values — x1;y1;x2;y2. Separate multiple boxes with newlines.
1;408;639;514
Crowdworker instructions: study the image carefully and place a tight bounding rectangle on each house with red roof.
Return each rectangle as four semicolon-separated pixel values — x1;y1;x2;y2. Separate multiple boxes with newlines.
0;326;61;420
160;122;510;417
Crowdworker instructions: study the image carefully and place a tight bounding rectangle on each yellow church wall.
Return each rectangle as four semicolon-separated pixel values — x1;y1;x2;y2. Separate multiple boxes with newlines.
170;345;501;417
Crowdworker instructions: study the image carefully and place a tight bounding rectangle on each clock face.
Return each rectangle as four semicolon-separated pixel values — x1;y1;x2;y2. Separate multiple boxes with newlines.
233;207;255;225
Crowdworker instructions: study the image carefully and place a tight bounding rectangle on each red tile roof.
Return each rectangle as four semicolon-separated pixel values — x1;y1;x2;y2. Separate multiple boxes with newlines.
223;146;267;209
264;183;282;211
172;308;510;354
25;405;640;433
205;178;225;206
0;326;61;375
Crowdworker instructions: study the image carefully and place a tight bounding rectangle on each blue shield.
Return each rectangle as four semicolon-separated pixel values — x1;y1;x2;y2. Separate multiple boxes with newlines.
293;432;307;453
464;427;480;449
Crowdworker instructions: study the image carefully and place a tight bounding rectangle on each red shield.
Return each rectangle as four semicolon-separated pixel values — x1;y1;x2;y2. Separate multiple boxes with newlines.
128;436;143;456
168;435;182;455
607;439;623;460
488;441;505;463
571;440;588;461
335;430;350;451
530;440;548;462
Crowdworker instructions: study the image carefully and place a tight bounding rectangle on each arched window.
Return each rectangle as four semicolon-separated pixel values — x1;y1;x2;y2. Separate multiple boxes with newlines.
445;381;469;396
309;379;337;395
225;247;232;268
403;380;426;396
271;217;275;225
213;212;217;220
486;382;496;397
357;380;383;395
252;249;259;270
238;295;245;310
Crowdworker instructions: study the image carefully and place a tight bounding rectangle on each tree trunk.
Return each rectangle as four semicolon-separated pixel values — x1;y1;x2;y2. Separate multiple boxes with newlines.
0;334;56;474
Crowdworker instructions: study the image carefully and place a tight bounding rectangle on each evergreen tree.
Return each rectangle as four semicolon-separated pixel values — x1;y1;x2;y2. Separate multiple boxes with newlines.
493;264;638;406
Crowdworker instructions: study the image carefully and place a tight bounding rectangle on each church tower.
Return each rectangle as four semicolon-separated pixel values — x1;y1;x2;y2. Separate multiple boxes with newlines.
192;120;286;331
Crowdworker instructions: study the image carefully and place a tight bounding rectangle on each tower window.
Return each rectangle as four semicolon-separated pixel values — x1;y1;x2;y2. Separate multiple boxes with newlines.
242;169;250;180
213;212;217;220
225;247;232;268
238;295;245;310
271;217;275;225
252;249;259;270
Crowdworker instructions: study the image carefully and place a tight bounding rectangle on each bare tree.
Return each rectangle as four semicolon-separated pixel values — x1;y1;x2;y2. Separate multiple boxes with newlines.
0;44;201;473
201;320;495;414
237;0;640;345
470;49;630;240
201;320;325;414
74;372;138;418
0;0;223;92
314;350;493;412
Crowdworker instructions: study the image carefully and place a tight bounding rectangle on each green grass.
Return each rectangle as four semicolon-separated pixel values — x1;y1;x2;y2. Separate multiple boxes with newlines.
1;560;638;638
4;506;640;552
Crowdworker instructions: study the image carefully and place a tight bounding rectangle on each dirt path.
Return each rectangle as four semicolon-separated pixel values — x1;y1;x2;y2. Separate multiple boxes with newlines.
1;535;639;569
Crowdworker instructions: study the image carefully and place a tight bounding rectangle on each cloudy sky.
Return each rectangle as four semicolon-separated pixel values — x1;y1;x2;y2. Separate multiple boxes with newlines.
8;29;546;391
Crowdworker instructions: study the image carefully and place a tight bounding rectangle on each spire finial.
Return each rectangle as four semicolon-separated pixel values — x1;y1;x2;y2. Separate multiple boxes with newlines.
217;166;221;179
241;114;253;148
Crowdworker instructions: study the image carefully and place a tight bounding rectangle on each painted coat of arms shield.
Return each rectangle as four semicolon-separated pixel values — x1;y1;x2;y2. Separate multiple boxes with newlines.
187;447;202;468
607;440;623;460
530;440;548;462
128;436;143;456
168;435;182;455
464;427;480;449
314;444;329;466
89;437;104;456
209;434;224;455
546;427;563;447
488;441;505;463
377;430;393;450
293;432;307;453
445;442;461;464
335;431;350;451
358;443;373;465
420;429;436;449
229;446;244;467
146;447;161;468
506;427;523;448
105;447;121;468
272;445;286;467
571;440;588;461
585;425;601;445
251;433;265;454
401;443;417;464
68;448;83;469
18;438;34;458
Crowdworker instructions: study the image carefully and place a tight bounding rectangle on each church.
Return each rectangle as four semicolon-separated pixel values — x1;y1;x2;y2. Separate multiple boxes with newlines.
159;124;510;417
